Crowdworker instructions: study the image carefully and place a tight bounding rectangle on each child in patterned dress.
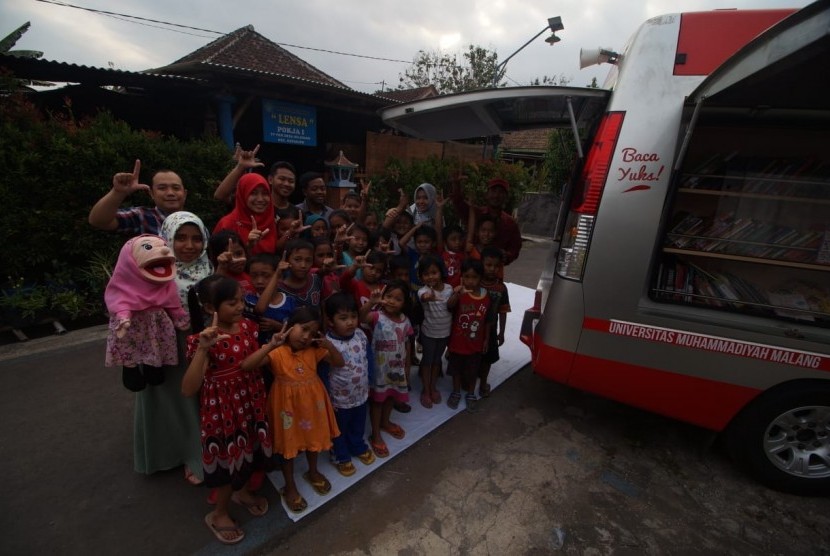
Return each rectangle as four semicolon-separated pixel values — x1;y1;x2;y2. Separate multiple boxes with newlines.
360;280;415;458
183;276;273;545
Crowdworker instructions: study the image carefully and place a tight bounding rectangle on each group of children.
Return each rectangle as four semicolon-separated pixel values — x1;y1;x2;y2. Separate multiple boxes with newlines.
103;161;512;545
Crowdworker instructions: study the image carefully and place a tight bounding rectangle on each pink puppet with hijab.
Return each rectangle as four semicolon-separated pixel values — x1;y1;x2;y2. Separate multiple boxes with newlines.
105;234;190;391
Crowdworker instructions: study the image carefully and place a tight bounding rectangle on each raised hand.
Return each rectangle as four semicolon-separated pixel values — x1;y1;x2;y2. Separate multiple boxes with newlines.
233;143;264;170
376;237;391;254
435;190;446;209
111;159;150;197
247;216;270;245
421;288;436;302
267;320;292;348
277;251;290;273
369;286;385;307
334;224;355;245
359;178;372;199
199;312;231;348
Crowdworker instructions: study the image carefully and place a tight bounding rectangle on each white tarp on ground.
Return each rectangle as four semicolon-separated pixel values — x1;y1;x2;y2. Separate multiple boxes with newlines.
268;283;535;521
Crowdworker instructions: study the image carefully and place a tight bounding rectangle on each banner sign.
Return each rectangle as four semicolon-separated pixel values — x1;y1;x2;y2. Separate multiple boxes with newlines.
262;100;317;146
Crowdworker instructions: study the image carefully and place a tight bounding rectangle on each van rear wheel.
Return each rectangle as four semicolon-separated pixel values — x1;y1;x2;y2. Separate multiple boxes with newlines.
725;381;830;496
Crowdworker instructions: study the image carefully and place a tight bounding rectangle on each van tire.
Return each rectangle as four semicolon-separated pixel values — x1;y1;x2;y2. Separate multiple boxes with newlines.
724;380;830;496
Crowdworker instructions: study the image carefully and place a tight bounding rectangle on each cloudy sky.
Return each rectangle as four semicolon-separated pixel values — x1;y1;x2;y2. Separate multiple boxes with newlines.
1;0;812;93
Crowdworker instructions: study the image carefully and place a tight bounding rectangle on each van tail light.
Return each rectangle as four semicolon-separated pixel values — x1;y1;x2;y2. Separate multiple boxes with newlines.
556;111;625;280
520;289;543;348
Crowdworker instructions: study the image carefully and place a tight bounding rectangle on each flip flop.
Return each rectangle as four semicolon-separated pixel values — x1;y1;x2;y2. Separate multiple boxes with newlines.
357;449;376;465
370;438;389;458
231;492;269;516
381;422;406;439
279;488;308;513
335;460;357;477
302;471;332;495
184;467;203;486
204;514;245;545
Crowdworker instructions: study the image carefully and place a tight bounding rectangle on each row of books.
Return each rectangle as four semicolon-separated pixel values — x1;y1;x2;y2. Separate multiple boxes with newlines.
681;153;830;198
654;260;830;322
666;212;826;264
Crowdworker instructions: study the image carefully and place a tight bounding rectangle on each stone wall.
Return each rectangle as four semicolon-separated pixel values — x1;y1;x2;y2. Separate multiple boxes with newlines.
516;192;562;238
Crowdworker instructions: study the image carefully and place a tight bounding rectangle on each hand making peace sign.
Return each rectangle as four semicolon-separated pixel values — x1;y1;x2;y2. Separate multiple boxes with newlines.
198;312;231;349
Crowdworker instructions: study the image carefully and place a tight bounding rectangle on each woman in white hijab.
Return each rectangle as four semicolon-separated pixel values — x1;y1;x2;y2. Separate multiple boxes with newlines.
407;182;437;228
152;211;212;485
159;211;213;309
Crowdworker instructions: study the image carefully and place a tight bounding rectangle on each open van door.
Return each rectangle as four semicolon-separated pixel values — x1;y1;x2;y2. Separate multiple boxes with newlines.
661;1;830;495
379;86;609;141
380;85;611;312
677;0;830;160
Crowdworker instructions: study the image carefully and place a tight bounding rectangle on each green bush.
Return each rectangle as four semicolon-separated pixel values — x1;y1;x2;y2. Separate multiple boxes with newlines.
0;95;232;322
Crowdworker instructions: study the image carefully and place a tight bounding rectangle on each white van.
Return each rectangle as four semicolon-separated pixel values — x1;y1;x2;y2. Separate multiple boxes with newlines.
381;2;830;495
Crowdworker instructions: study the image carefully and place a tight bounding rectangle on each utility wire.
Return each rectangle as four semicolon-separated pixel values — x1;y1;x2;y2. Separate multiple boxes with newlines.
35;0;412;63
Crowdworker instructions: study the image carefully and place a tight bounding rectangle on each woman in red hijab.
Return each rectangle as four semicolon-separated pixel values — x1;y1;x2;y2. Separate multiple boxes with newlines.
214;173;276;255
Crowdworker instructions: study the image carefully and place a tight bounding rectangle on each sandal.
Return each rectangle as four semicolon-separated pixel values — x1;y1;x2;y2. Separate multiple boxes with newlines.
204;514;244;545
420;391;433;409
302;471;332;495
447;391;461;410
184;466;203;486
381;422;406;439
370;438;389;458
479;383;491;398
393;401;412;413
335;460;356;477
248;469;265;492
279;488;308;513
465;393;480;413
231;492;269;516
357;449;376;465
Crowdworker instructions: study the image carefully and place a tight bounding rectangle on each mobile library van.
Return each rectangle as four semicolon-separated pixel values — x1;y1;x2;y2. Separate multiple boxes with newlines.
380;1;830;494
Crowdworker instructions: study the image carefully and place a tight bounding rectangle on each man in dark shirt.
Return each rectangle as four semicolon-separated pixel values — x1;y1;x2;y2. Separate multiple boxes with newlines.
451;177;522;265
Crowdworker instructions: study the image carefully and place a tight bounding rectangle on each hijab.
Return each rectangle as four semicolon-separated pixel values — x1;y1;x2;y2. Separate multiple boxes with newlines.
408;182;437;227
214;173;277;255
104;234;183;317
160;211;213;308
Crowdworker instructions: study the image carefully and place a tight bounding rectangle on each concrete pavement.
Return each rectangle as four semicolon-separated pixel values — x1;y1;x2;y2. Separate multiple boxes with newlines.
2;238;829;555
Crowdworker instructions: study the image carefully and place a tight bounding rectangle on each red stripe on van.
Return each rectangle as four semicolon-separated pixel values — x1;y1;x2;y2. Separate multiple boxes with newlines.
674;10;795;76
531;336;759;431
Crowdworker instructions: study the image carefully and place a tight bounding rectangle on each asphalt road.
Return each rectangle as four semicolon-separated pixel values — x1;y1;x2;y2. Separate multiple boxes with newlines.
1;238;829;555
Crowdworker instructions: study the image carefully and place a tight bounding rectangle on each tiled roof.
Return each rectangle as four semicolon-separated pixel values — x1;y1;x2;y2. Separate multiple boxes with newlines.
377;85;439;103
157;25;346;89
500;128;552;152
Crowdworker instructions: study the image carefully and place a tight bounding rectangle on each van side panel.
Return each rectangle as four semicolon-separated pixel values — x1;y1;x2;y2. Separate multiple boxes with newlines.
674;10;796;75
565;350;760;431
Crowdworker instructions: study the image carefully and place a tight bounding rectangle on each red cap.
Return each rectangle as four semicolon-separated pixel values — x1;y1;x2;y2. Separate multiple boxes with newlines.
487;178;509;191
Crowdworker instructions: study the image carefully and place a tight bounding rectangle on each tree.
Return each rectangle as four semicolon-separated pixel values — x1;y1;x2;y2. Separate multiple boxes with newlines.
1;22;52;92
529;74;571;86
397;45;501;94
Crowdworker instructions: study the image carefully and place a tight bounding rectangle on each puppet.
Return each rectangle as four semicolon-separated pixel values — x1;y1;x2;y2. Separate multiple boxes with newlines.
105;234;190;391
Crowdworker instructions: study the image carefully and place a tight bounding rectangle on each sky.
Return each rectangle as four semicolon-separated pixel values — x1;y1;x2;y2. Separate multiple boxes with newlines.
1;0;813;94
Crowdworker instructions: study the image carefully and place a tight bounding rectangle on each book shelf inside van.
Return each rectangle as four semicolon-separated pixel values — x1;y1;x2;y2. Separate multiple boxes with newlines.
652;126;830;326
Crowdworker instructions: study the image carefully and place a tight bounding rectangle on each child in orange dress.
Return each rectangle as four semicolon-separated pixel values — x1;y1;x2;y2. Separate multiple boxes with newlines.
261;306;344;513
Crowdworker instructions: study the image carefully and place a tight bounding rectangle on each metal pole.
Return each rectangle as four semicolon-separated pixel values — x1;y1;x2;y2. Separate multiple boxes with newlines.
492;26;550;87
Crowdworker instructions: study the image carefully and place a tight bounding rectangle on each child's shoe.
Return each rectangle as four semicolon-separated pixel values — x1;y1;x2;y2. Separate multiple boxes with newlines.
447;391;461;410
357;449;376;465
335;460;356;477
465;393;479;413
